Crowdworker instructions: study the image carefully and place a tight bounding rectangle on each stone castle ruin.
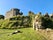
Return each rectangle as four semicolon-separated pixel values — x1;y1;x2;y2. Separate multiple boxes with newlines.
5;8;23;19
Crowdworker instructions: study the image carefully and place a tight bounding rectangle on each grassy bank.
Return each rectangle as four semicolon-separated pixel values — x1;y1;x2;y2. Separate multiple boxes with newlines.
0;28;47;40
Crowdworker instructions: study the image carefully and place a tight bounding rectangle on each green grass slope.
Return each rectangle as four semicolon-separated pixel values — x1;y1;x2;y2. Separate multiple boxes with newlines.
0;28;47;40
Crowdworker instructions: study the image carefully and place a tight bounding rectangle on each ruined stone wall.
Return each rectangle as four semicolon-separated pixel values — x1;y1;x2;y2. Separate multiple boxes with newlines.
5;8;20;19
5;10;13;19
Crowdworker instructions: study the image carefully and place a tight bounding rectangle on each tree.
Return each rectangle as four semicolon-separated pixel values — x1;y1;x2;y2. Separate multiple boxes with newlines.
28;11;35;27
0;15;4;19
20;12;23;15
50;14;53;18
44;12;49;18
28;11;34;16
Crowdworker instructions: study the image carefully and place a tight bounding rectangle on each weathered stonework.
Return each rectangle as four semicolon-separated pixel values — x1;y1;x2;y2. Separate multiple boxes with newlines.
5;8;22;19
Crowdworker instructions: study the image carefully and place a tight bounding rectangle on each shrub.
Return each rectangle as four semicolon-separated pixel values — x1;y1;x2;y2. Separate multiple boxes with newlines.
42;17;53;28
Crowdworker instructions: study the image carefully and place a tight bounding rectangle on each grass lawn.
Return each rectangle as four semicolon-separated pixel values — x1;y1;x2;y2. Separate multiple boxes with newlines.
0;28;47;40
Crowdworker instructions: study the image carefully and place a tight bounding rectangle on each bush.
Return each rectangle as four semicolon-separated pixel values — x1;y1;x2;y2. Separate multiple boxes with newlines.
0;16;31;29
42;17;53;28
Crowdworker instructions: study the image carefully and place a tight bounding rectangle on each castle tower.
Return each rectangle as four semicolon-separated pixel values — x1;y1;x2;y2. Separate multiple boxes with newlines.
5;8;23;19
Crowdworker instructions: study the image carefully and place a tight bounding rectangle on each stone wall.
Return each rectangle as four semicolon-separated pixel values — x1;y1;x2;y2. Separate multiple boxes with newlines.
5;8;21;19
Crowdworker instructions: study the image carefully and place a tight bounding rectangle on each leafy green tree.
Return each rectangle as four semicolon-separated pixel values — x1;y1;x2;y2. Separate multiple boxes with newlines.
0;15;4;19
28;11;35;27
42;17;53;28
44;12;49;18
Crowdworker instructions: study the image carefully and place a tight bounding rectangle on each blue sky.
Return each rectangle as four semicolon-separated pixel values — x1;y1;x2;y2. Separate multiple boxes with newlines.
0;0;53;16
